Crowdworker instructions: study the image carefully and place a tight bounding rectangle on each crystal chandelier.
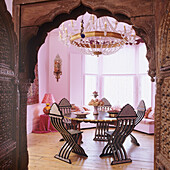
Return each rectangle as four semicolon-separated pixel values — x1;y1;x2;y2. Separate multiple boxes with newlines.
59;12;138;56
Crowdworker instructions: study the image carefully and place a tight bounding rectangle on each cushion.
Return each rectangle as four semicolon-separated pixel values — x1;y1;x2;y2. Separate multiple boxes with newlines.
83;106;90;111
111;106;121;112
144;107;152;118
71;105;85;112
141;118;154;125
148;111;154;119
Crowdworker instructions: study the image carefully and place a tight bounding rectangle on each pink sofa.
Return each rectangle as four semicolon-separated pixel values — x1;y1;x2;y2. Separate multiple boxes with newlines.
134;118;154;134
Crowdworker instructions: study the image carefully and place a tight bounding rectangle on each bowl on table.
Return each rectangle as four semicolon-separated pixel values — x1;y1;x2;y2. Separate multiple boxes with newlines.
74;111;90;118
107;110;119;117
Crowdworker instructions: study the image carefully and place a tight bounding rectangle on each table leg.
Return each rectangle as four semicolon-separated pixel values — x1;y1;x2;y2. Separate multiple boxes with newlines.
77;122;82;145
93;122;109;141
71;120;82;145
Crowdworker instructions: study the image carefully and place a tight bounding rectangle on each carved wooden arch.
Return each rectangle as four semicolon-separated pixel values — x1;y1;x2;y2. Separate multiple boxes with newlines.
25;2;156;82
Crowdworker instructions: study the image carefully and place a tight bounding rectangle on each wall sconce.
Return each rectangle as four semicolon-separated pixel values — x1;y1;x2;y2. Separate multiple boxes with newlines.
54;54;62;82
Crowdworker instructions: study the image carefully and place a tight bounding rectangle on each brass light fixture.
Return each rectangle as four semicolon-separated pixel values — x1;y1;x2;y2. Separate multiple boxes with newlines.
54;54;62;82
59;12;138;57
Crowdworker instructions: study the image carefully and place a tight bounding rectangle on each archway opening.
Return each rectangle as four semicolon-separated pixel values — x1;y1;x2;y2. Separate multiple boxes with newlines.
26;4;155;169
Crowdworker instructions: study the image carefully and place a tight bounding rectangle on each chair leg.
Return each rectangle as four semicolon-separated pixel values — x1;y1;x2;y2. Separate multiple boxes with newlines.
72;143;88;157
111;158;132;165
130;133;140;146
55;134;88;164
100;143;113;157
101;133;133;165
54;141;73;164
110;144;132;165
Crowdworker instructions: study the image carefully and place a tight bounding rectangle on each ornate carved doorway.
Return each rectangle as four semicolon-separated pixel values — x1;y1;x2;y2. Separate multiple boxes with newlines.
0;0;168;169
0;1;19;169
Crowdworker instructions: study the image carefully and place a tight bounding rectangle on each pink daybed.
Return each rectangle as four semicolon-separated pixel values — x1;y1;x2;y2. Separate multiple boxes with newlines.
134;118;154;134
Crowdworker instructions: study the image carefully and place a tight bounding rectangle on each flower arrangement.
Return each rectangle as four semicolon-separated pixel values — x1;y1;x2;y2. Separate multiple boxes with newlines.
88;98;104;106
93;91;98;98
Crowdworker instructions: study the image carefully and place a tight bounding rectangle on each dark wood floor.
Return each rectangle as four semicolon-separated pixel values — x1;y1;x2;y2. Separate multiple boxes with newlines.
27;128;154;170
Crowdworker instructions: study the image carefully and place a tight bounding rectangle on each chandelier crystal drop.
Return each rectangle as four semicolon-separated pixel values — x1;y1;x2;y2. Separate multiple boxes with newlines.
59;12;138;56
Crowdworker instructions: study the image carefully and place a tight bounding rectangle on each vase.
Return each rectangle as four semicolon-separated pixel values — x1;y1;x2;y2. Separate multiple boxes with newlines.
93;106;99;115
43;104;51;115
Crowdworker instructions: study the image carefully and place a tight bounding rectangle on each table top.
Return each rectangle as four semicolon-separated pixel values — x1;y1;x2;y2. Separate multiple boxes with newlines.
64;111;117;123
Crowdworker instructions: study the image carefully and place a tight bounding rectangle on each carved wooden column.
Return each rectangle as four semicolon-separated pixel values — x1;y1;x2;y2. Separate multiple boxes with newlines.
18;78;30;169
154;2;170;168
0;0;19;169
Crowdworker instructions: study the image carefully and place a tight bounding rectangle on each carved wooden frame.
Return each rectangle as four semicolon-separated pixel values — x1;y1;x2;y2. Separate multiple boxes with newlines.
13;1;156;82
154;3;170;169
0;0;19;169
12;0;170;169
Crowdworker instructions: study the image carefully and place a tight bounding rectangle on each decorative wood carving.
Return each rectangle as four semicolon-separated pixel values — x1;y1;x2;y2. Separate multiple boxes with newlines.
18;78;29;169
20;0;81;27
82;0;153;18
27;64;39;105
18;1;156;82
131;16;156;82
158;5;170;70
155;77;170;170
11;0;169;169
0;0;19;169
155;2;170;169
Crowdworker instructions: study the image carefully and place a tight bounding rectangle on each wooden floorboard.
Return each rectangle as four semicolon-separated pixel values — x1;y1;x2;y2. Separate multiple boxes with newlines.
27;128;154;170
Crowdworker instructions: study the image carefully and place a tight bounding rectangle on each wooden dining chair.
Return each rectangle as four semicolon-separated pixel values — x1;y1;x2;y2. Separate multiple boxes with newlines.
98;97;112;111
49;103;88;164
94;97;112;141
59;98;77;130
130;100;146;146
100;104;137;165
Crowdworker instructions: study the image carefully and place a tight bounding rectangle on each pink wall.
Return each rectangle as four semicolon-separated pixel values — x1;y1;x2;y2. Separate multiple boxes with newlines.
26;30;156;133
38;35;50;101
27;29;74;134
48;30;70;103
27;34;51;134
4;0;12;15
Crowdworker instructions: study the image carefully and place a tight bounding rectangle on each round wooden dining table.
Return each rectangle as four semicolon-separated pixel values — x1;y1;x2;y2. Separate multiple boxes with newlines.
64;111;117;143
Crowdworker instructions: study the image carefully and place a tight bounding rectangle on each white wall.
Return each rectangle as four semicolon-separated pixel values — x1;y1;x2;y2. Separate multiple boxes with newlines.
70;53;83;106
27;104;44;134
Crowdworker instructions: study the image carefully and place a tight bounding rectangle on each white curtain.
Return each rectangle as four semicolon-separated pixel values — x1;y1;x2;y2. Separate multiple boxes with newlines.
84;43;154;108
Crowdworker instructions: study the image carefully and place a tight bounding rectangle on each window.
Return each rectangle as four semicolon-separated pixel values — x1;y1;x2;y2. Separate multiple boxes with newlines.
84;43;155;109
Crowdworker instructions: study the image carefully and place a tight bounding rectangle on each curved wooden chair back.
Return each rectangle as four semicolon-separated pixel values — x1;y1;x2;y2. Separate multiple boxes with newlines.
58;98;76;129
49;103;87;164
100;104;137;165
49;103;68;139
98;97;112;111
58;98;72;115
115;104;137;137
135;100;146;126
